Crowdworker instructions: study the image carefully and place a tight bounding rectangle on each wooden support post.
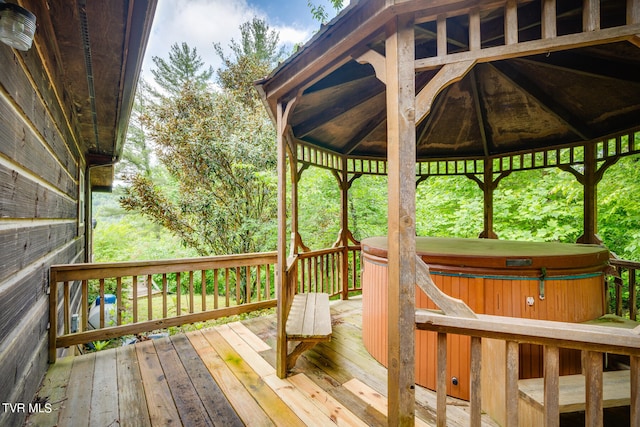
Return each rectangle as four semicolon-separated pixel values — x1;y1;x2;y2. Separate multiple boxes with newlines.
386;12;416;426
332;161;360;300
544;346;560;427
578;143;598;244
584;350;603;427
480;159;498;239
505;341;519;427
276;101;289;379
289;144;301;256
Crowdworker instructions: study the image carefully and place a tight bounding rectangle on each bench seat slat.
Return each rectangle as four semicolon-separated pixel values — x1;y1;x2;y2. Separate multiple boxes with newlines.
286;293;331;340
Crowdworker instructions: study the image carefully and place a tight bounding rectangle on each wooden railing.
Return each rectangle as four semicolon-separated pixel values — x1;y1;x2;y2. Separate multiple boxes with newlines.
609;258;640;320
48;252;277;362
295;245;362;298
415;310;640;427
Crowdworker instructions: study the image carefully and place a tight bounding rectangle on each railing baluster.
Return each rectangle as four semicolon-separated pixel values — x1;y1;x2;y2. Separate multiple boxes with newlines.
470;336;481;427
162;273;168;318
147;274;153;320
175;272;181;316
63;281;70;335
132;275;138;323
437;332;447;427
246;265;251;304
257;264;262;302
82;279;89;330
115;277;121;326
99;278;106;328
544;346;560;427
632;355;639;426
189;271;194;314
200;270;207;311
201;270;207;311
235;267;241;304
214;268;219;309
630;269;637;321
266;263;271;300
585;350;604;426
506;341;519;427
225;268;230;307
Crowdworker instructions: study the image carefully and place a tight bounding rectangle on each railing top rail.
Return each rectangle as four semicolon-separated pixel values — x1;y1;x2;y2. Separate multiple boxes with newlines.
50;251;278;282
609;258;640;269
416;309;640;356
297;247;345;258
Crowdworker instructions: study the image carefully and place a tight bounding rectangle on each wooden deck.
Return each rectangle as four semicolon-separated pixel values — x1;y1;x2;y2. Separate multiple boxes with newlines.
28;297;499;426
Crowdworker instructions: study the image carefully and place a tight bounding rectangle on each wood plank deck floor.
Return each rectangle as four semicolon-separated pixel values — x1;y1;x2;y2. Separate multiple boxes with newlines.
27;296;500;427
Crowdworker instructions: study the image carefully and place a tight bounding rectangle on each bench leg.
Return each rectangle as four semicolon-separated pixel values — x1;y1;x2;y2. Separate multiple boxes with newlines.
286;341;318;371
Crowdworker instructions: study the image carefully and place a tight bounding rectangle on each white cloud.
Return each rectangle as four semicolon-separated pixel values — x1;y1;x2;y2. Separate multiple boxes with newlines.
141;0;314;82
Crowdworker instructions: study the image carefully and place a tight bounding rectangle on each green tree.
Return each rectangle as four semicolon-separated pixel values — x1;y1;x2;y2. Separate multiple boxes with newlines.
117;83;154;178
120;24;280;257
214;17;286;106
150;42;213;98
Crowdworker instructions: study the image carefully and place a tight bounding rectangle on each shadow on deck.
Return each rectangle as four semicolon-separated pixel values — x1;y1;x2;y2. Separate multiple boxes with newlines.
29;296;499;426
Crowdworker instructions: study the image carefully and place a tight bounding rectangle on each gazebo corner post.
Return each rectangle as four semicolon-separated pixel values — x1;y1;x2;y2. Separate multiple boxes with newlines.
332;157;360;300
480;158;498;239
578;142;599;245
386;11;417;426
276;100;292;379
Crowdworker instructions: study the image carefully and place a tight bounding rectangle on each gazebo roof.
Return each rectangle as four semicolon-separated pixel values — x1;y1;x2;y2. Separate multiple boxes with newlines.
256;0;640;164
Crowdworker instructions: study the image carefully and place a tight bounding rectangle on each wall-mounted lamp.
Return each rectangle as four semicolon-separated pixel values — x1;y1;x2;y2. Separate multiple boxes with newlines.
0;0;36;51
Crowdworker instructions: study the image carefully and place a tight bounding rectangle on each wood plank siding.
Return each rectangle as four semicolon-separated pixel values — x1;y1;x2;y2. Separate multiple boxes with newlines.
0;2;155;426
0;42;84;427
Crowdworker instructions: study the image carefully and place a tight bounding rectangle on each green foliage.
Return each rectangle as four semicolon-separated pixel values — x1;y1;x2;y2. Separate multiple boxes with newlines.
494;169;582;242
307;0;344;24
416;176;483;238
214;18;286;106
297;168;341;249
599;155;640;261
150;42;213;98
93;192;198;262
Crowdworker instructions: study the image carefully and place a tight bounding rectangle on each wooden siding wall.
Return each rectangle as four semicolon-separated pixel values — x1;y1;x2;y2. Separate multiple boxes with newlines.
0;43;85;426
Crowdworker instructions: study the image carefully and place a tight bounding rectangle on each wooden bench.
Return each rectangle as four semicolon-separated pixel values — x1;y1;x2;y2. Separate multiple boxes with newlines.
518;370;631;426
285;292;332;371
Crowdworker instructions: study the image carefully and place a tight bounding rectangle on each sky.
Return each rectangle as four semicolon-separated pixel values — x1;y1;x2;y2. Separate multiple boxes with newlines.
141;0;344;81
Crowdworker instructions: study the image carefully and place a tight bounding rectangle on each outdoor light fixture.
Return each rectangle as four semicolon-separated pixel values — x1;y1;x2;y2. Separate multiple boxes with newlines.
0;0;36;51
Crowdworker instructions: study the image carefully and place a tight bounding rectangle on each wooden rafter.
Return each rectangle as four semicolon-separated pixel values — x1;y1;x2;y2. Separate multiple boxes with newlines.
489;61;595;140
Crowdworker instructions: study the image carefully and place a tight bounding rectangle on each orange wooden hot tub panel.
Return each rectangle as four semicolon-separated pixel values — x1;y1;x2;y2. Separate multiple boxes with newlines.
361;254;606;401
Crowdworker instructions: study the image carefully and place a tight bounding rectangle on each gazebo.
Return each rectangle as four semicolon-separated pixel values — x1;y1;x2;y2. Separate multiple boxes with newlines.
256;0;640;424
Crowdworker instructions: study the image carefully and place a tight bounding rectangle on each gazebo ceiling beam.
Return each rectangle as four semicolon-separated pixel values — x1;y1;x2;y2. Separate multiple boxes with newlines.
489;61;595;141
517;53;640;84
415;24;640;72
343;110;387;155
469;68;492;158
293;76;382;138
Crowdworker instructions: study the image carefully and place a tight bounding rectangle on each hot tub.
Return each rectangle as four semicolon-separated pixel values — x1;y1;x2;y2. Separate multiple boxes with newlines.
361;236;609;400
